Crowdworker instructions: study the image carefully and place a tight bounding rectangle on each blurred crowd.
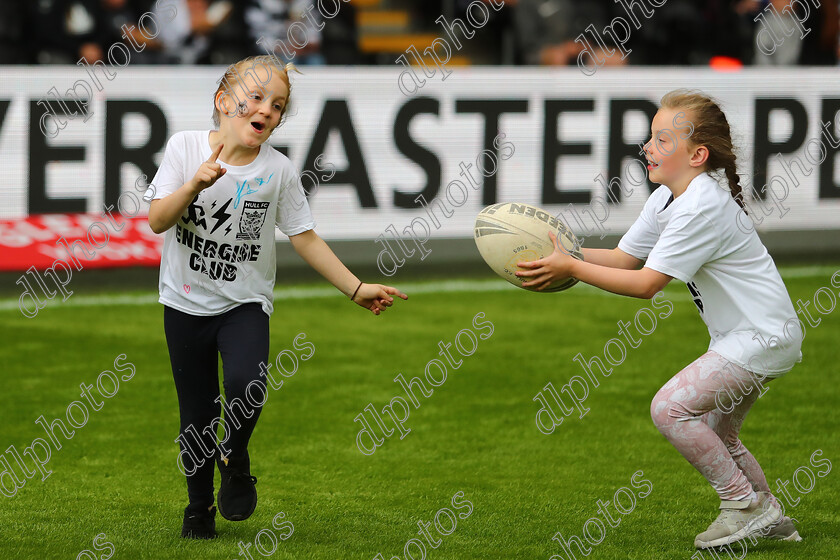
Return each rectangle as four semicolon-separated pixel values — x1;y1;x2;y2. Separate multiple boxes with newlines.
500;0;839;66
0;0;837;66
0;0;359;65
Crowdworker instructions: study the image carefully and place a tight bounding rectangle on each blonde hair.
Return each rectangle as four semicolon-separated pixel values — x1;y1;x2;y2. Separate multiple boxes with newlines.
659;90;746;213
212;55;300;128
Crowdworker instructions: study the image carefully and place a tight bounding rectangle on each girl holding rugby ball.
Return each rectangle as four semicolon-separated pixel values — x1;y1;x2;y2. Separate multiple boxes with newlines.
516;90;802;549
147;56;407;539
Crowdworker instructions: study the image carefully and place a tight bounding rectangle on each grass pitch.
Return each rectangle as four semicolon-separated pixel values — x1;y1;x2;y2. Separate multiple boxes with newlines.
0;266;838;559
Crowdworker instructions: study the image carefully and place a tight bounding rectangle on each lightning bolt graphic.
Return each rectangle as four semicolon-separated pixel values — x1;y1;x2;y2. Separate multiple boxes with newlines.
225;224;232;236
211;200;217;208
209;198;233;234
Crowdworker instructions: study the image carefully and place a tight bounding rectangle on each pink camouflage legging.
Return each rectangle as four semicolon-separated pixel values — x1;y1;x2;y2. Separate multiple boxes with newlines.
650;350;773;501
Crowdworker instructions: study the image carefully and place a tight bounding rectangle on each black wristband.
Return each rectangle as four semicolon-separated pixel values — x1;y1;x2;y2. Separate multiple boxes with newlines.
350;281;363;301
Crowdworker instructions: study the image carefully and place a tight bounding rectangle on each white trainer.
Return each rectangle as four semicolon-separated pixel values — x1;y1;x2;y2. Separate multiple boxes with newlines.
761;516;802;541
694;492;783;549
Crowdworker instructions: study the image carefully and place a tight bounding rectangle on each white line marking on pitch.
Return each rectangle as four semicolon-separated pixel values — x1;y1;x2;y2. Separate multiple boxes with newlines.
0;265;835;313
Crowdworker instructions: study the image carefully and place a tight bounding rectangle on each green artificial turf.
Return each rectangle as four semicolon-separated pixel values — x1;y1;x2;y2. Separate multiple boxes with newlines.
0;266;838;559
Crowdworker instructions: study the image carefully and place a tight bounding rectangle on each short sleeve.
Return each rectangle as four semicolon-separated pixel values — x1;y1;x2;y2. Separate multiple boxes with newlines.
147;134;186;201
617;193;660;260
275;173;316;236
645;213;719;283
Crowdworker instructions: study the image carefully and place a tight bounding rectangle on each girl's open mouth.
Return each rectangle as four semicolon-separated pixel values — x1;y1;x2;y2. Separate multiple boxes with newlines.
251;122;265;133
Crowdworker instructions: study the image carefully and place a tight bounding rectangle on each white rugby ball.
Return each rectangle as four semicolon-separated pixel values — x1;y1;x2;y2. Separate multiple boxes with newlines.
474;202;583;292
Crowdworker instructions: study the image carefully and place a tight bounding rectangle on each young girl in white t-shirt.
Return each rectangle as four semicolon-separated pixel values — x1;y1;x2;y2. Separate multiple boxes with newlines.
147;56;407;539
517;90;803;550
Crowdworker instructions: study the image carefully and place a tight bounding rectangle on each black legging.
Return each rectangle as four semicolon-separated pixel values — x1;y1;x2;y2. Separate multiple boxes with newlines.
164;303;269;509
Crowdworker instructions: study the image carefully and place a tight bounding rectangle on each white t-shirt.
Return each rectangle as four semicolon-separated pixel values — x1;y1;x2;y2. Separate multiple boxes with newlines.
618;172;803;377
148;130;316;316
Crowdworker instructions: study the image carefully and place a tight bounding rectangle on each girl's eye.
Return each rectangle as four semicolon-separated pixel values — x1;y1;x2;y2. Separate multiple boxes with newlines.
250;93;261;100
274;104;282;110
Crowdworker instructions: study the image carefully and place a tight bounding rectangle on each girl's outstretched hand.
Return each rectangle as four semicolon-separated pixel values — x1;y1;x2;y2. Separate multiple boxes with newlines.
515;231;577;291
351;283;408;315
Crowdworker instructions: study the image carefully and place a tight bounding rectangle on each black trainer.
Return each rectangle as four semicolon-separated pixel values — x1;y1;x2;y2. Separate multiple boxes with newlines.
216;455;258;521
181;505;217;539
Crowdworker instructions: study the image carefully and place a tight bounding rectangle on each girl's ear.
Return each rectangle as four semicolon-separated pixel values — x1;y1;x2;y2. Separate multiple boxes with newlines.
689;145;709;168
216;90;236;119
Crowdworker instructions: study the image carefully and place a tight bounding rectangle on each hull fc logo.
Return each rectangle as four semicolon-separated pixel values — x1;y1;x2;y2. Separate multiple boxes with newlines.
237;201;270;240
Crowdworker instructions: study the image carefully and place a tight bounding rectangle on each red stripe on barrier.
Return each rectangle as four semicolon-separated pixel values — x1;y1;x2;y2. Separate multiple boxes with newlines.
0;214;163;272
